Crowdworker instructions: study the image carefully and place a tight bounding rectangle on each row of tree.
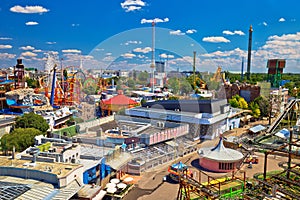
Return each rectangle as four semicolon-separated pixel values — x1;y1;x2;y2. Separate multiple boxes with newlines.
229;94;270;119
225;71;300;97
0;113;49;154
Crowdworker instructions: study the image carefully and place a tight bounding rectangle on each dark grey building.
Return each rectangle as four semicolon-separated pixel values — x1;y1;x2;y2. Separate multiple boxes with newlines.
126;99;232;140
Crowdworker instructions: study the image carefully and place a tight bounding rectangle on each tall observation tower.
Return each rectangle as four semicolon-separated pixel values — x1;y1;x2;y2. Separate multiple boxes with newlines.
150;21;156;93
246;25;253;80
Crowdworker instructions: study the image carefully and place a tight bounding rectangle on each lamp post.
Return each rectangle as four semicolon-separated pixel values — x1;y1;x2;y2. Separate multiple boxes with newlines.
132;139;134;150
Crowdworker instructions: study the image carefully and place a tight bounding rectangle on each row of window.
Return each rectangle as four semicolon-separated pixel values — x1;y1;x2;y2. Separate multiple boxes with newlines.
219;162;234;170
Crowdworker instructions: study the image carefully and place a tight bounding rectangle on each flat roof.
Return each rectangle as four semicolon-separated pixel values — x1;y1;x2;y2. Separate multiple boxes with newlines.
0;156;82;178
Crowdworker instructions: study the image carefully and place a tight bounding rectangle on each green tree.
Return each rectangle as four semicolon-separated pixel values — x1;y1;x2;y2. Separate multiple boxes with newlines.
206;80;219;91
238;98;248;109
167;78;180;94
15;112;49;133
229;95;239;107
127;78;136;89
229;98;239;108
137;71;149;84
1;128;42;153
26;78;38;88
179;78;193;95
253;96;270;117
83;85;97;95
249;102;261;118
229;95;248;109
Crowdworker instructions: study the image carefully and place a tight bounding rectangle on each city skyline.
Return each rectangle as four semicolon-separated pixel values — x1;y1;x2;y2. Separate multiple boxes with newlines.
0;0;300;73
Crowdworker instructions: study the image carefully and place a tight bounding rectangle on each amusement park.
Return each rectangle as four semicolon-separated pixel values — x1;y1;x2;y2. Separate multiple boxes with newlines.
0;2;300;198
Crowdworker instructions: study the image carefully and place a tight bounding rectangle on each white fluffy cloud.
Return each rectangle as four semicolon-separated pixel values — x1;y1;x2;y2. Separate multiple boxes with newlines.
26;21;38;26
258;32;300;59
0;53;16;59
33;49;42;53
62;49;81;53
170;30;185;36
103;56;115;62
202;36;230;43
186;29;197;34
141;17;169;24
133;47;152;53
123;40;142;45
279;17;286;22
46;41;56;45
21;51;37;57
0;45;13;49
0;37;12;40
45;51;59;55
121;0;146;12
121;53;136;59
159;53;174;59
201;48;246;58
137;55;145;59
10;5;49;14
223;30;245;35
20;45;35;50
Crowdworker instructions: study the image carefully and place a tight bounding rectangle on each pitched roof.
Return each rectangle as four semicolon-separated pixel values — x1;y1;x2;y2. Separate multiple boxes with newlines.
102;94;138;106
198;137;244;162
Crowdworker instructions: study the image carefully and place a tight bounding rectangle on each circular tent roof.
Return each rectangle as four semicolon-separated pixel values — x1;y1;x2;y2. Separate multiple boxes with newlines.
198;137;244;162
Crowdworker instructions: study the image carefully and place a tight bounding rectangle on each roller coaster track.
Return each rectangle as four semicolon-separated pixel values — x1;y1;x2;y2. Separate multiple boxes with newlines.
273;175;300;187
252;161;300;200
179;175;219;199
253;176;300;200
266;99;300;134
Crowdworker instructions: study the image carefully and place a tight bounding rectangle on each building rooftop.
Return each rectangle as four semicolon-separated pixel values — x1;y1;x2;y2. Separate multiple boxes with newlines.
142;99;228;114
0;156;83;178
198;137;244;162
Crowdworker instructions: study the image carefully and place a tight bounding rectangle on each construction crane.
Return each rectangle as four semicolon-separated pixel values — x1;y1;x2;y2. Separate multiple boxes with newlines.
210;66;225;83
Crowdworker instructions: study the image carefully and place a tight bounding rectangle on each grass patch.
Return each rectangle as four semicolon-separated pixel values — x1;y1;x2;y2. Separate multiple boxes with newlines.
257;170;283;179
53;125;77;137
37;142;51;152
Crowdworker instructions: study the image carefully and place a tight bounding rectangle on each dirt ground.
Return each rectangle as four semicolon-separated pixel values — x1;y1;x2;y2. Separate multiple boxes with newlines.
123;120;288;200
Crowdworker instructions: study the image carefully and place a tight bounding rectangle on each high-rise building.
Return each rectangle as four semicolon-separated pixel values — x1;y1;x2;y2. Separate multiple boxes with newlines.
155;61;165;73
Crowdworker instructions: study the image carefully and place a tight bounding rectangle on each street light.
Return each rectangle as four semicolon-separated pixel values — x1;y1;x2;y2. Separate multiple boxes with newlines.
132;139;134;150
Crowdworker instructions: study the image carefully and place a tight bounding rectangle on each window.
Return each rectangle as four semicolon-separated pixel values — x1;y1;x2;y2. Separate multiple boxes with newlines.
219;162;234;170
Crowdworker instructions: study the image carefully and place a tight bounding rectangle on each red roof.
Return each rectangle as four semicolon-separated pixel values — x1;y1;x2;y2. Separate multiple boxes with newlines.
102;94;138;105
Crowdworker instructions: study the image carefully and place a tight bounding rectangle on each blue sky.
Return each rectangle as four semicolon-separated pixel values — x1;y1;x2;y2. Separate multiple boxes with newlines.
0;0;300;73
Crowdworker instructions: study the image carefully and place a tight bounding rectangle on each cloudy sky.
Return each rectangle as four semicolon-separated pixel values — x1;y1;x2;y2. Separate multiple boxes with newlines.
0;0;300;73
